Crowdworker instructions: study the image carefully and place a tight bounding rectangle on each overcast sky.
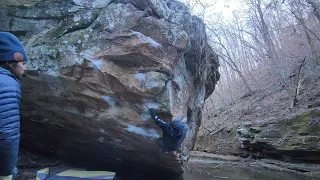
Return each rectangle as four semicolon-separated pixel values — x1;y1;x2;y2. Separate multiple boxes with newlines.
179;0;247;21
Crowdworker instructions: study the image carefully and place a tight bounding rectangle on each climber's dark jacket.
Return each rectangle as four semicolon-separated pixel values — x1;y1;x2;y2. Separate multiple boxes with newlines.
149;108;189;152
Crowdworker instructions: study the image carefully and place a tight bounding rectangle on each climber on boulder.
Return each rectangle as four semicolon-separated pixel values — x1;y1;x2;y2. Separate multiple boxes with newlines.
0;32;28;180
147;103;189;152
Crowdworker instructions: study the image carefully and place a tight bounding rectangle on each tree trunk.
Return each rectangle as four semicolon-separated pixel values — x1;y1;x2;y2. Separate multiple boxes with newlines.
290;58;306;108
255;0;292;96
307;0;320;22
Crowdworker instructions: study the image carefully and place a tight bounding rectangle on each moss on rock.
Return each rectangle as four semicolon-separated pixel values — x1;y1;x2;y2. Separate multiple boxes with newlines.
291;110;320;135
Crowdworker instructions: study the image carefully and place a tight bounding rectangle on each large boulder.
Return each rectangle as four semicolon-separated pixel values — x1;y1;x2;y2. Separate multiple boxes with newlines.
0;0;220;177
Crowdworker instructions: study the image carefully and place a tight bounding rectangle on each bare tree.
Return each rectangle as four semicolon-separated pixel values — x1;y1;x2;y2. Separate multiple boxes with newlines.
210;37;254;94
181;0;320;112
306;0;320;22
291;57;306;108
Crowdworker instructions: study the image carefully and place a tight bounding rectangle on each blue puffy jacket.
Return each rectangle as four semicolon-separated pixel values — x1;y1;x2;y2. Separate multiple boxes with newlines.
149;108;189;152
0;67;21;176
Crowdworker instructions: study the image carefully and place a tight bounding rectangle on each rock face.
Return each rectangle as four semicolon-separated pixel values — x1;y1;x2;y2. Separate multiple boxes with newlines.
237;110;320;163
0;0;220;177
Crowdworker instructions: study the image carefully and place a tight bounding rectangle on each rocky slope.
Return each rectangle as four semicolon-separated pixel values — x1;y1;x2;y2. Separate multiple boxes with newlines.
196;70;320;165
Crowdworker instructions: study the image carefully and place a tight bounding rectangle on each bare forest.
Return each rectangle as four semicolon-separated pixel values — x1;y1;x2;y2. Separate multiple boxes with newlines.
180;0;320;135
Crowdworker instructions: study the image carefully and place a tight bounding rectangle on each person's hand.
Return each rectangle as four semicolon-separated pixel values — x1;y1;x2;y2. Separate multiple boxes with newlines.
146;102;152;109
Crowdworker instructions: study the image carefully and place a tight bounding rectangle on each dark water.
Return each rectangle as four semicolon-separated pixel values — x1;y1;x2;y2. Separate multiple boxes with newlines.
116;165;318;180
184;169;317;180
183;163;318;180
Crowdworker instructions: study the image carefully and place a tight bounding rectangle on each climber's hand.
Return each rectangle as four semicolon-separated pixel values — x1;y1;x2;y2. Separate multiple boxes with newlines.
146;102;152;109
